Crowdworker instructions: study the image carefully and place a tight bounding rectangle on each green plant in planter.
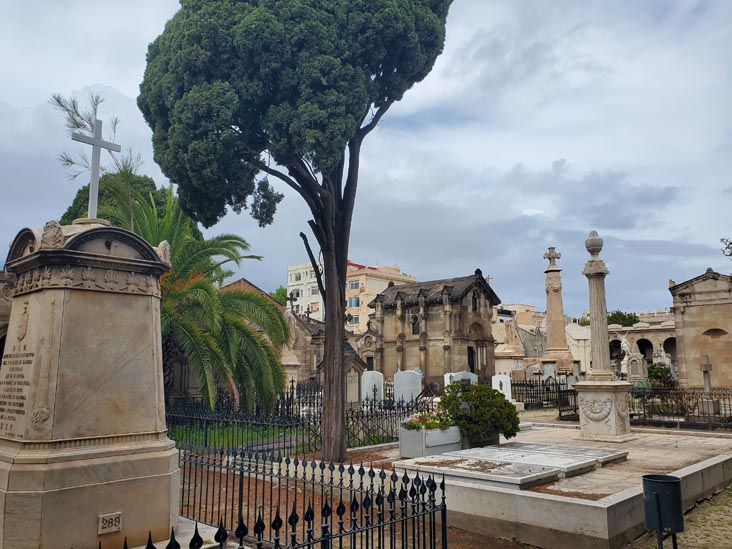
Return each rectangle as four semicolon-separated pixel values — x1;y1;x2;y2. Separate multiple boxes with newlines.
401;411;453;431
438;382;520;445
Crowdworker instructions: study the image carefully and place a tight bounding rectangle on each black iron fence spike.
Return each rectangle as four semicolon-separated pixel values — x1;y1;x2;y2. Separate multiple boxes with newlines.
165;527;181;549
189;521;204;549
123;537;128;549
145;530;156;549
214;516;228;544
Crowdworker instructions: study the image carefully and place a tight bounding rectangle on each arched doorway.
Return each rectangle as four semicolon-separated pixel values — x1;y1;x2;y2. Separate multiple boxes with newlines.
467;322;487;378
663;337;677;366
468;347;475;373
637;338;654;363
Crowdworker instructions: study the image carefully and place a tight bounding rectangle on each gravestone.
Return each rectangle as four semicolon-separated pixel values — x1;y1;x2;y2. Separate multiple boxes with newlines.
444;371;478;387
361;370;384;402
491;374;513;401
0;220;178;548
394;369;422;403
627;355;647;381
346;366;360;405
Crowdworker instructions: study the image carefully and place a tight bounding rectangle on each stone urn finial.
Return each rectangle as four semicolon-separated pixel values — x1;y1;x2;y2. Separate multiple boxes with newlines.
585;231;603;259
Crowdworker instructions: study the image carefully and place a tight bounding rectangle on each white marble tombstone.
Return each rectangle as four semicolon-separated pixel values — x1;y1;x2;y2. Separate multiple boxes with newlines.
444;371;478;387
361;370;384;402
491;374;513;401
394;370;422;403
346;367;360;404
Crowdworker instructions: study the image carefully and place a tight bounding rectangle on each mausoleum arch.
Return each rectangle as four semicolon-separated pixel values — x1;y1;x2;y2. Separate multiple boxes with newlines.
636;338;654;362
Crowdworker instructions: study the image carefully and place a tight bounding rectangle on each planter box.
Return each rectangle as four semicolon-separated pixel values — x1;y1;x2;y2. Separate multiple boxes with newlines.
399;426;462;458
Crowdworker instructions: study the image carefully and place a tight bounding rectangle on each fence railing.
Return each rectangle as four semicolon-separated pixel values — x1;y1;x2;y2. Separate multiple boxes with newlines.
167;393;431;455
629;387;732;430
179;445;447;549
512;380;571;409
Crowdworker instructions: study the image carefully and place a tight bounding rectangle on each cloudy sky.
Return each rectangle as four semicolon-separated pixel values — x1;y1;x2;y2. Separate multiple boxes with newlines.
1;0;730;316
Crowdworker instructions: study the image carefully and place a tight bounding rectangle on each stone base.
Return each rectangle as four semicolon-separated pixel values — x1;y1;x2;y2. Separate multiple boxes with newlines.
0;435;179;549
699;398;721;416
574;380;634;443
511;400;525;412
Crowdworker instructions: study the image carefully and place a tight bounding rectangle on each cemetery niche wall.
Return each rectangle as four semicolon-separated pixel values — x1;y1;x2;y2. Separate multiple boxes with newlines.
0;219;179;548
368;269;500;387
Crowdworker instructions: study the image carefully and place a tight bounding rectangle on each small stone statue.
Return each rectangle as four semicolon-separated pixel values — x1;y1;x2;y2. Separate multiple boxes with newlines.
40;220;64;249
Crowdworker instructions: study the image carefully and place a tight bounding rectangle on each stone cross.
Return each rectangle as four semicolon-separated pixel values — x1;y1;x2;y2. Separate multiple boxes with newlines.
305;305;311;319
286;291;297;311
71;119;121;219
544;247;561;268
700;355;713;394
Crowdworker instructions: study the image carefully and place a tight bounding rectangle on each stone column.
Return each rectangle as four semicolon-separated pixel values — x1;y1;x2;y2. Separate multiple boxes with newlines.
0;220;179;548
541;247;577;374
574;231;634;442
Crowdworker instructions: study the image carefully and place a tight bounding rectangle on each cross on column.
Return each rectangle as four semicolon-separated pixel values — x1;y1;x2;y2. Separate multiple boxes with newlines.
305;305;311;319
71;119;121;219
286;291;297;311
544;247;561;267
700;355;713;394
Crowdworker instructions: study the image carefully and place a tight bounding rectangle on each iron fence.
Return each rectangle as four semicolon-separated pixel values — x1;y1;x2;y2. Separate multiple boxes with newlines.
167;391;431;454
557;387;579;421
512;380;571;409
629;387;732;430
179;445;448;549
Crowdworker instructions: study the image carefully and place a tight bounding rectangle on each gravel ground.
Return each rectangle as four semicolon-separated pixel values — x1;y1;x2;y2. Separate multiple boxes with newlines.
635;487;732;549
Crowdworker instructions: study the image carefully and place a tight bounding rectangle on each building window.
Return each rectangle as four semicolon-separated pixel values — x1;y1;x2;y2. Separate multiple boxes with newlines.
472;290;479;312
348;296;360;307
411;315;420;335
310;302;320;312
348;315;360;325
349;280;359;290
310;287;319;296
291;289;300;298
294;273;302;282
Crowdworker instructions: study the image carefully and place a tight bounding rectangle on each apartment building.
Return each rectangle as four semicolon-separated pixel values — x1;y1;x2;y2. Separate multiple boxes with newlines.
287;261;416;330
287;262;325;320
345;262;416;333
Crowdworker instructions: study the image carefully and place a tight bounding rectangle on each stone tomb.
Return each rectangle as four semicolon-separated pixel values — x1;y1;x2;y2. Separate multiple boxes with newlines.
393;369;422;403
346;366;361;406
0;220;178;548
491;374;524;412
361;370;384;402
444;371;478;387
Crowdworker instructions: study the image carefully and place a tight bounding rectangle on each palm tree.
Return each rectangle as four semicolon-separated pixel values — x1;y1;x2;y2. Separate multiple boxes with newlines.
105;180;289;410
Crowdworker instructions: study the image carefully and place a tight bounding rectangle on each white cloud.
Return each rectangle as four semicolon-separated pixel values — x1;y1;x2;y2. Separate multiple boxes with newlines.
1;0;731;316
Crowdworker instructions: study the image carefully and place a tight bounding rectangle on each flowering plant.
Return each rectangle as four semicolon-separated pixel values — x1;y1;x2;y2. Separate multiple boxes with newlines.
401;411;453;431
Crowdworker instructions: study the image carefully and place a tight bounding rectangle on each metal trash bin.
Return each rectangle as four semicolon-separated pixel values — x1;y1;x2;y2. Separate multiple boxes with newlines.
643;474;684;548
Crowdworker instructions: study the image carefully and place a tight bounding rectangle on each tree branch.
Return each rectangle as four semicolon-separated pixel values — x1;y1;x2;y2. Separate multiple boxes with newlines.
259;163;321;215
300;231;326;300
356;101;394;139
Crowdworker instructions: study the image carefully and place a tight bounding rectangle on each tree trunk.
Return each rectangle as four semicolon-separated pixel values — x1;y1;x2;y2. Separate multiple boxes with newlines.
320;229;348;462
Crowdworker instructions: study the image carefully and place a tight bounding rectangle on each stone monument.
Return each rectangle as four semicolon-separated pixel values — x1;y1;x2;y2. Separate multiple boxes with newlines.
698;355;720;415
573;232;634;442
491;374;524;411
0;220;179;547
361;370;384;402
540;247;577;374
393;369;422;403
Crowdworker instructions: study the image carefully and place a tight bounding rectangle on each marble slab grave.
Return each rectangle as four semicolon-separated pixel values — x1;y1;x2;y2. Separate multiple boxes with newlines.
500;442;628;466
445;447;598;478
395;456;560;490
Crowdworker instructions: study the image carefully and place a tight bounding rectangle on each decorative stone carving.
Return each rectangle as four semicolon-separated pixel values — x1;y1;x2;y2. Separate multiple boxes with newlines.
11;264;161;298
40;220;64;249
155;240;171;266
578;395;613;422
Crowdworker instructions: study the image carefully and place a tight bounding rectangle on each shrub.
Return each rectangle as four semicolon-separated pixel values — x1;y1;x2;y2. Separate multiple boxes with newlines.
438;382;520;444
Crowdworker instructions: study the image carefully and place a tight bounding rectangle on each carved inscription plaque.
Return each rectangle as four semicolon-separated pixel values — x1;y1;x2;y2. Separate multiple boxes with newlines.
0;348;35;438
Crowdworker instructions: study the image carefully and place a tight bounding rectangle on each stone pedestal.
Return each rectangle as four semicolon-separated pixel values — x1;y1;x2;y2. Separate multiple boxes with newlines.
574;381;634;442
699;398;721;416
0;220;179;548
